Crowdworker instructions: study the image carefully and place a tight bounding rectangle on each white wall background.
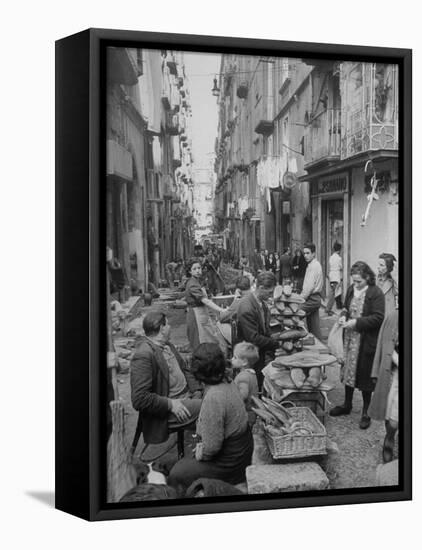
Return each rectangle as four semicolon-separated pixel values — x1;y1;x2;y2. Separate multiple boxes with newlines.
1;0;419;547
350;163;399;272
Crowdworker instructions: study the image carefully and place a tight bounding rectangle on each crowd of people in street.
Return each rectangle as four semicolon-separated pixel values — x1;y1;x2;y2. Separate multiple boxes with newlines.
128;239;399;497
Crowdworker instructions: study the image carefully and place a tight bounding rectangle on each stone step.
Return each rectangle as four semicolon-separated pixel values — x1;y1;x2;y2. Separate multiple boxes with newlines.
246;463;329;494
375;460;398;486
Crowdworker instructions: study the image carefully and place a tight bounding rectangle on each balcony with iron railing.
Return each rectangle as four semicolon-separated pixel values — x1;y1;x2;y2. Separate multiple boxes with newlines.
340;63;398;159
304;108;341;169
254;94;274;136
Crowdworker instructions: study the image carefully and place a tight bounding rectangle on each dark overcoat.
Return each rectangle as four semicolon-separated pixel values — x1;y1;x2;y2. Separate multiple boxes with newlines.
342;284;385;391
130;337;201;444
236;292;279;382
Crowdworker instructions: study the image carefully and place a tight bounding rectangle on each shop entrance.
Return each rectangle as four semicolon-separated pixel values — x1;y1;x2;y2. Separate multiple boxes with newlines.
321;198;344;281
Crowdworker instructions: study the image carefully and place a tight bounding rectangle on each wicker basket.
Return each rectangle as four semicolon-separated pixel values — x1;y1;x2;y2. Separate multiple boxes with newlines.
264;406;327;459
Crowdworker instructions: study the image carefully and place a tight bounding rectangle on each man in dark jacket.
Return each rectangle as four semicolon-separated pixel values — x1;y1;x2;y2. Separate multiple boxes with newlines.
280;247;292;284
236;271;280;389
131;312;203;445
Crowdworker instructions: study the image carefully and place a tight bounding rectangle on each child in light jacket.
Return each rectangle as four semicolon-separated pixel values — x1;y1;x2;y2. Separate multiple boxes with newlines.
231;342;260;425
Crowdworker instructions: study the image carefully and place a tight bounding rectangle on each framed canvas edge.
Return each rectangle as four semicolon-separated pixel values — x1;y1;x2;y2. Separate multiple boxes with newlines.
55;28;412;522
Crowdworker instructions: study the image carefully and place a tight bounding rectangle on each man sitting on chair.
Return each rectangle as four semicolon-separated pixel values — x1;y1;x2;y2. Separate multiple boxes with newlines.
130;311;203;447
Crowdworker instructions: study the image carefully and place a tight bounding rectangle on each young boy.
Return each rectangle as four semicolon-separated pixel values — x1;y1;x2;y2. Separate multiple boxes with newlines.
231;342;260;425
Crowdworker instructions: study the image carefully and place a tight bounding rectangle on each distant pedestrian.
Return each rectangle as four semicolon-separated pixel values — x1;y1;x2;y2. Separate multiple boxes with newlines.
240;254;249;270
273;252;281;283
267;252;275;273
165;259;178;287
258;250;266;271
280;247;292;284
291;248;307;292
251;248;263;275
264;249;271;270
325;242;343;315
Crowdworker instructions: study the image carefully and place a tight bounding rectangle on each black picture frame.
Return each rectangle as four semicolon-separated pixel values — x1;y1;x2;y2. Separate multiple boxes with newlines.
55;28;412;521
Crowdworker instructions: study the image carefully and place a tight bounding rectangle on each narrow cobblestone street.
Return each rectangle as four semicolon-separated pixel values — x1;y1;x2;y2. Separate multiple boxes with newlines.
103;47;401;501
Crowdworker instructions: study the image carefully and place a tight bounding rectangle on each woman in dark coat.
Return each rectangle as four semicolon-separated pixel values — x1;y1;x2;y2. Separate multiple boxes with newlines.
330;261;385;429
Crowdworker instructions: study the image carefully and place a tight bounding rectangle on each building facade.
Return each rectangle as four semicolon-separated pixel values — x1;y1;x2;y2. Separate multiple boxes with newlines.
192;164;216;244
106;47;194;298
302;60;399;286
214;55;399;288
213;55;311;264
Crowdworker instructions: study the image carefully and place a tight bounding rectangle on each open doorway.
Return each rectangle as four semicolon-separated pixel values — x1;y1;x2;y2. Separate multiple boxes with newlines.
321;198;344;281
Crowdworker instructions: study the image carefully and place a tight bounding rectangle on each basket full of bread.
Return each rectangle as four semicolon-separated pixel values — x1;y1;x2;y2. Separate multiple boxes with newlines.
252;395;327;459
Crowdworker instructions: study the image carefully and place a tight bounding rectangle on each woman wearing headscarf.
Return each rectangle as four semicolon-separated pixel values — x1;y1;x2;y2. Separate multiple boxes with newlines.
377;252;398;316
329;261;385;429
168;343;253;493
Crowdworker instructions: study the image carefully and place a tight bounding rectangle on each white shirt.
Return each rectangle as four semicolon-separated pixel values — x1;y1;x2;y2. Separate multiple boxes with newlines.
353;285;368;299
301;258;324;300
328;252;343;283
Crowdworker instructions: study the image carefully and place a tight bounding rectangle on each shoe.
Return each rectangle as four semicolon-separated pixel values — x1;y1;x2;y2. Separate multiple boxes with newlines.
329;405;352;417
382;435;394;463
359;415;371;429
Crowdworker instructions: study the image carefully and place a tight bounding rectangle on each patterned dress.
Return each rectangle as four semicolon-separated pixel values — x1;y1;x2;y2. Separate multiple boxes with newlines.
341;289;367;388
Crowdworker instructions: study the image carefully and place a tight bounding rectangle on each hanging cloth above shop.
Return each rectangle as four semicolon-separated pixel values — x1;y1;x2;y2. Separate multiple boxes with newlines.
152;136;162;169
288;155;298;174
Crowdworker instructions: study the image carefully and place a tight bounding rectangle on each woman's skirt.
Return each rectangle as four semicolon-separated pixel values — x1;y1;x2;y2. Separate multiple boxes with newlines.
187;305;228;356
186;305;218;349
168;426;253;491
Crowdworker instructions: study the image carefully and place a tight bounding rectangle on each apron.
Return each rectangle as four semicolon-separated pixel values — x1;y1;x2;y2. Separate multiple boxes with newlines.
187;305;219;350
341;290;366;388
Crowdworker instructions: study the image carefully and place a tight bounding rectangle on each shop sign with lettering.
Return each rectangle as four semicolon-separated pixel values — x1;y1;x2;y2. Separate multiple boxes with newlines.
317;173;348;194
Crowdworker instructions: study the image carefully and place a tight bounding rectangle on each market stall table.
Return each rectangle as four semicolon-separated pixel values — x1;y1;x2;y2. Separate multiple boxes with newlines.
262;335;338;424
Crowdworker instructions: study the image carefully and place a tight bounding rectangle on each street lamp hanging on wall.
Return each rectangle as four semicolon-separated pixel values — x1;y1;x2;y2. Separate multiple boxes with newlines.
211;77;220;97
